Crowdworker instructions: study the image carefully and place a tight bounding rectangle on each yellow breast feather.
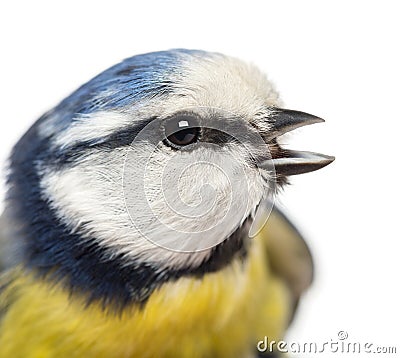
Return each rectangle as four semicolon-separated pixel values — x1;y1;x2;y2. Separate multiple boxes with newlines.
0;235;290;358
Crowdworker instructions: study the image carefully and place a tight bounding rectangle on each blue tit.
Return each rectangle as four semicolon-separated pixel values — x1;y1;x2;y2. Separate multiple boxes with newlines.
0;49;334;357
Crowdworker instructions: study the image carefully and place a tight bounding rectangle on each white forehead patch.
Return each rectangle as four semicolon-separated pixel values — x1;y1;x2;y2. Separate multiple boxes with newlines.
174;52;282;119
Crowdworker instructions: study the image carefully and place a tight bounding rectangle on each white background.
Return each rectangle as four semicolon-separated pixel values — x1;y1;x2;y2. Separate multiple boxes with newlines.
1;1;399;356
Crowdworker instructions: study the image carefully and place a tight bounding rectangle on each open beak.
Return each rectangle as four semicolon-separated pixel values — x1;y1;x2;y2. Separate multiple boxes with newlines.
259;109;335;176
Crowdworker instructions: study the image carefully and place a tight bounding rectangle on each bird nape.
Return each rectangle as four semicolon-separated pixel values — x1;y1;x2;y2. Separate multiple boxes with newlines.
0;49;334;357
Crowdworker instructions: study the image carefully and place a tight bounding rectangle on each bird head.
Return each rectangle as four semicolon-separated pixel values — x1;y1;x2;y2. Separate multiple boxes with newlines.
7;49;333;306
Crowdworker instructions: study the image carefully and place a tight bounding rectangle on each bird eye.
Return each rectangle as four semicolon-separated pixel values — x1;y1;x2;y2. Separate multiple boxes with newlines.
164;115;200;148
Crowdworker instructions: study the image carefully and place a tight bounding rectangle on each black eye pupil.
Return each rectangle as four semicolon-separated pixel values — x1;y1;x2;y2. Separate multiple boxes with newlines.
164;115;200;148
168;128;198;145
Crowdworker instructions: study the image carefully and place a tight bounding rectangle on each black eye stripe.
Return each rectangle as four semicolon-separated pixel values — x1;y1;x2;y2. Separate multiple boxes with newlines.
51;113;258;167
49;117;156;167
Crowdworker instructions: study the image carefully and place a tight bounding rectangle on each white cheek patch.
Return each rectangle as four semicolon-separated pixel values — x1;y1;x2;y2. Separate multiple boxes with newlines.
39;149;213;269
123;144;266;252
39;141;269;270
